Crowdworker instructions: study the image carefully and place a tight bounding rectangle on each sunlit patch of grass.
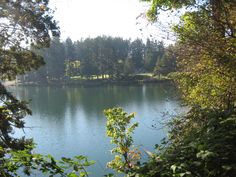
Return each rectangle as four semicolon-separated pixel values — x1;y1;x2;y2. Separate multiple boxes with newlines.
136;73;153;77
69;73;171;81
152;74;170;80
70;74;110;80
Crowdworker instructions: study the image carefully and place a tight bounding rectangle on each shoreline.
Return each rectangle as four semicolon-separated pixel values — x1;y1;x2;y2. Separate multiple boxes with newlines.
14;78;172;87
1;80;17;87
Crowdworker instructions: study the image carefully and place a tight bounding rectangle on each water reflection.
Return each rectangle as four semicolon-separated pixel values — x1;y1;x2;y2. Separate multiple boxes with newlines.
11;83;181;176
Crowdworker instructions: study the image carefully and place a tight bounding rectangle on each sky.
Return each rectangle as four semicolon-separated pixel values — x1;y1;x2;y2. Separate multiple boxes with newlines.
49;0;178;43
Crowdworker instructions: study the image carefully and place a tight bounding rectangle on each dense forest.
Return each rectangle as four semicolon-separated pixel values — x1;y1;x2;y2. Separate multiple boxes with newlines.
0;0;236;177
21;37;176;83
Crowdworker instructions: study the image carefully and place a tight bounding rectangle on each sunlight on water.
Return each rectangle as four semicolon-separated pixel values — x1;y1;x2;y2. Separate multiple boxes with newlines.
11;83;182;176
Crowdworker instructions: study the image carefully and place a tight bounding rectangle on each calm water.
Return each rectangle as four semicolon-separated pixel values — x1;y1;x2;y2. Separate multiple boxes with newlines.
11;83;182;176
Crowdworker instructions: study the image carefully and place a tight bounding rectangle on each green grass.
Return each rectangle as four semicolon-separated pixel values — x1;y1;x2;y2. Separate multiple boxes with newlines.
69;73;170;81
136;73;153;77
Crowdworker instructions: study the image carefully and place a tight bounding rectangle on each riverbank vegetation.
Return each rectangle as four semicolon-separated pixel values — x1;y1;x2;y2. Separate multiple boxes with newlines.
105;0;236;176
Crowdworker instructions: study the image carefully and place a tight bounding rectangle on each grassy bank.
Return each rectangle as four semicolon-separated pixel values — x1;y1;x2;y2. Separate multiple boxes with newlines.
18;73;172;86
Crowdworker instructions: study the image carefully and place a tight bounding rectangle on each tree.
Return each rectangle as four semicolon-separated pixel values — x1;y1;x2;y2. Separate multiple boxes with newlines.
123;58;135;76
75;36;131;79
108;37;129;78
143;0;236;130
129;39;145;71
144;39;164;72
79;38;99;78
65;60;81;78
0;1;58;80
65;37;76;61
22;38;66;83
45;37;66;81
154;45;176;77
0;1;93;176
0;0;59;152
128;0;236;176
20;36;167;82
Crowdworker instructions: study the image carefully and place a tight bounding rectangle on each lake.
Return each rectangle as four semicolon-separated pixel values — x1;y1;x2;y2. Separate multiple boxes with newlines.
11;83;182;176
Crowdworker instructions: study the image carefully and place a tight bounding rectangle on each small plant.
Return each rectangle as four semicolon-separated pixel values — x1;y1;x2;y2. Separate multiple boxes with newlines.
104;108;140;175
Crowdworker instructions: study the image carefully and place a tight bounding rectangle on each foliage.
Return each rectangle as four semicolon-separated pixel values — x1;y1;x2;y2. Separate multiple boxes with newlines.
0;1;94;176
171;3;236;110
123;58;135;75
144;39;164;72
0;0;59;154
0;83;32;152
65;60;81;78
104;108;140;175
129;38;145;70
154;45;176;77
22;36;172;82
129;0;236;177
137;108;236;177
0;0;59;80
0;144;94;177
104;107;236;177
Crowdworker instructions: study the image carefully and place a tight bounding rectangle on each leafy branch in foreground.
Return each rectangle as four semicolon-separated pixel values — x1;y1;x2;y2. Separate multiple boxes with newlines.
136;108;236;177
0;144;94;177
104;108;140;175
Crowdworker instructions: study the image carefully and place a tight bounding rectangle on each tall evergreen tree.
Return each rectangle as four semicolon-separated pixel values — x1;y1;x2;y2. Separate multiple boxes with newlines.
129;39;145;71
65;37;76;61
144;39;164;72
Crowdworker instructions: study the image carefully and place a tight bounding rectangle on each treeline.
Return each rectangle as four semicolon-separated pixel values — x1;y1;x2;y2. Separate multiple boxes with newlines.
21;36;176;83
